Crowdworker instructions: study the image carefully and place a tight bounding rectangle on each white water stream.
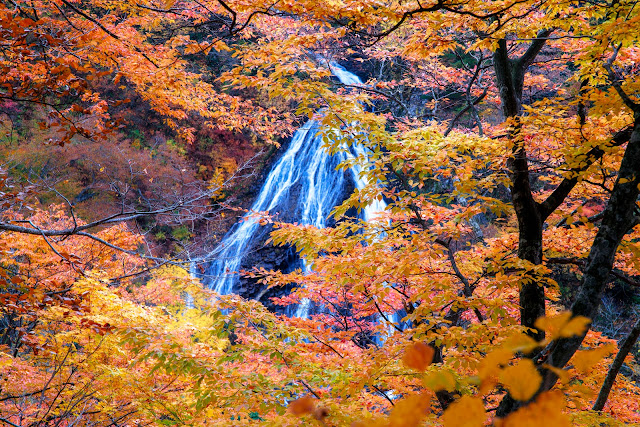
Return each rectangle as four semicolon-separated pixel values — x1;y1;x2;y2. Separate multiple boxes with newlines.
202;64;385;317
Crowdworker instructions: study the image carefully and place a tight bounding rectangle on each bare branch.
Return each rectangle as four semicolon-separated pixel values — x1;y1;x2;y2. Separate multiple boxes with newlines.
593;317;640;410
538;125;634;220
603;44;640;113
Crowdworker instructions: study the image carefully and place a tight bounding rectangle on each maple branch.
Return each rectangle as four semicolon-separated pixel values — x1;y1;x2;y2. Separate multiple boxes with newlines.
447;48;487;135
609;270;640;288
105;253;190;282
494;27;561;340
5;0;36;20
603;43;640;113
33;345;75;424
346;0;540;43
348;0;444;40
497;120;640;416
593;316;640;411
388;283;411;299
176;0;283;37
276;350;321;399
0;387;52;402
516;28;555;71
538;125;634;220
312;335;343;358
372;299;404;333
396;170;485;322
29;220;85;275
443;88;487;137
0;217;195;274
336;82;408;110
214;0;238;31
440;0;536;21
436;237;484;322
556;207;605;229
546;257;640;287
0;418;22;427
319;291;350;330
105;410;138;427
0;177;221;237
58;0;159;68
312;334;395;405
577;79;589;128
1;212;148;236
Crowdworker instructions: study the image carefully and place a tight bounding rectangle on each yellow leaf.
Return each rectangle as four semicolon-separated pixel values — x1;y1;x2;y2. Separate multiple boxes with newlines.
559;316;591;338
422;370;457;392
479;348;513;380
495;391;571;427
402;342;435;371
541;364;571;384
534;312;571;339
503;334;539;354
387;393;431;427
478;348;513;394
442;395;486;427
0;353;12;367
499;359;542;401
534;312;590;340
571;343;615;374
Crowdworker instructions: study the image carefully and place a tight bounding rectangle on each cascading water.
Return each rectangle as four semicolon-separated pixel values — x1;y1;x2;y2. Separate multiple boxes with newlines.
201;64;386;317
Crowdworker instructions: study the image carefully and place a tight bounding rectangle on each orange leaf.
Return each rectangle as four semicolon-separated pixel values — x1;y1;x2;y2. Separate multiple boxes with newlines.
388;393;431;427
442;395;486;427
495;391;571;427
402;342;434;371
288;395;317;416
571;343;615;374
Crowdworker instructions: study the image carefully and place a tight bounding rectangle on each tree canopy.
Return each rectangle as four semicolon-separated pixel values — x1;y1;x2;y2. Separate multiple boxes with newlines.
1;0;640;426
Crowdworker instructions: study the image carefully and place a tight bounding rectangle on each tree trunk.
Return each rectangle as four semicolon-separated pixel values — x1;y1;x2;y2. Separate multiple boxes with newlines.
497;118;640;416
493;39;546;340
541;119;640;380
593;317;640;411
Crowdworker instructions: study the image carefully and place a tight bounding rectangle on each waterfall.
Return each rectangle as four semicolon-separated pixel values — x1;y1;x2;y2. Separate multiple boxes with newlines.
201;64;386;317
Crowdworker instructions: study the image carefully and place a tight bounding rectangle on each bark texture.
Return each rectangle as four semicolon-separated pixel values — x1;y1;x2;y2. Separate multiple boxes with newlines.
493;36;548;340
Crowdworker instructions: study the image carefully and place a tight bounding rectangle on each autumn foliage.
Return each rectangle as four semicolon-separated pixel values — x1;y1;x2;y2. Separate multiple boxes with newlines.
1;0;640;426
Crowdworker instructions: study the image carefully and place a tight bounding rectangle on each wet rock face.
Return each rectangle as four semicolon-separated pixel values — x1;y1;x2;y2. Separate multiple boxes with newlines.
234;230;297;311
233;178;355;312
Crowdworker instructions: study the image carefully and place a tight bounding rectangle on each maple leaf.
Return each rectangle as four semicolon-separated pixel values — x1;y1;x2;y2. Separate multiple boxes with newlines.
534;312;591;341
442;395;486;427
402;342;435;371
288;395;317;416
500;359;542;401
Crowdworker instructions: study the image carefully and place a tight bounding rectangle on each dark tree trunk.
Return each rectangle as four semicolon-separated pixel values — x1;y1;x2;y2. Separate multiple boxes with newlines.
540;119;640;381
493;37;547;340
497;118;640;416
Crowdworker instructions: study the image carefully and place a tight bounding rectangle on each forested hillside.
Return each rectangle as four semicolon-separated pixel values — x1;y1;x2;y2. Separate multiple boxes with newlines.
1;0;640;425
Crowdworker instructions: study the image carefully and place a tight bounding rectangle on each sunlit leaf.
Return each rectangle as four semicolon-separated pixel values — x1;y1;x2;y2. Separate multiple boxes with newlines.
442;395;486;427
500;359;542;401
403;342;435;371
